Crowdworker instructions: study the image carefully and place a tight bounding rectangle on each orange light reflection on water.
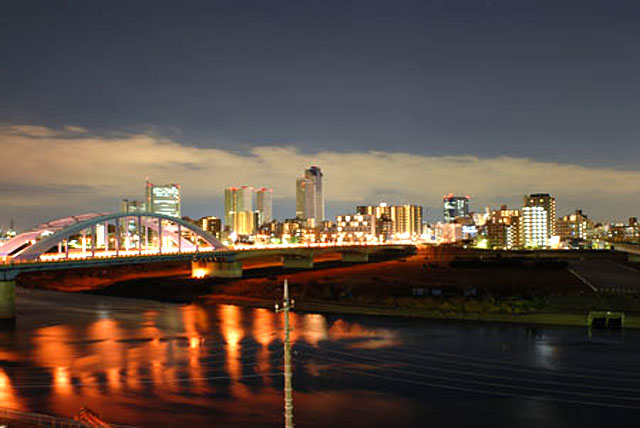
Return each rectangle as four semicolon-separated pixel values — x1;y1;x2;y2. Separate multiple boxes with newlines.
181;306;206;395
31;324;77;416
15;298;409;426
54;366;72;396
0;368;23;410
219;304;250;398
252;308;276;382
302;314;328;347
328;319;399;349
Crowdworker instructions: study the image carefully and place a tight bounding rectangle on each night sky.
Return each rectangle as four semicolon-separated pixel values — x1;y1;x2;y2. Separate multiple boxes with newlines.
1;0;640;228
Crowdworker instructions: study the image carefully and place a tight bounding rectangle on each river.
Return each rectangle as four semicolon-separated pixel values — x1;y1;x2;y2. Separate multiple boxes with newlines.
1;287;640;427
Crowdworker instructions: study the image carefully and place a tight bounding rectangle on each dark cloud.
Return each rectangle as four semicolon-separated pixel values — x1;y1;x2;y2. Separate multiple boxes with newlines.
0;1;639;167
1;127;639;230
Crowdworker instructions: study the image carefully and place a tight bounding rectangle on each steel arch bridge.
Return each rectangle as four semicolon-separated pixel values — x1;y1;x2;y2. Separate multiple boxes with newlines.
0;212;226;262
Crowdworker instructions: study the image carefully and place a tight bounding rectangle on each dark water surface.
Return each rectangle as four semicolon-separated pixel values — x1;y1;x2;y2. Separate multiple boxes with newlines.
1;288;640;427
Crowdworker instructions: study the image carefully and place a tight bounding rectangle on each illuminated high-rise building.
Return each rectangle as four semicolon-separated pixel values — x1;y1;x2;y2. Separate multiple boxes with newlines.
256;188;273;226
224;186;254;235
295;166;324;226
524;193;556;235
390;204;423;236
357;203;422;236
145;181;181;217
520;193;556;248
521;206;548;248
486;205;521;249
443;194;470;223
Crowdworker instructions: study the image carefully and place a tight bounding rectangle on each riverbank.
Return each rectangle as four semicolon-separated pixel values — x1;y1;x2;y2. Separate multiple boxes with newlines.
200;294;640;328
80;247;640;329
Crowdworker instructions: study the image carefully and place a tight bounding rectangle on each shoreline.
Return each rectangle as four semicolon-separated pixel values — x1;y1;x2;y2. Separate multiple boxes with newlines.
199;294;640;329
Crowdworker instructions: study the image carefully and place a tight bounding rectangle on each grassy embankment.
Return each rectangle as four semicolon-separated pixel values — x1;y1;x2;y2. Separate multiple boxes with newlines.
80;246;640;328
198;248;640;328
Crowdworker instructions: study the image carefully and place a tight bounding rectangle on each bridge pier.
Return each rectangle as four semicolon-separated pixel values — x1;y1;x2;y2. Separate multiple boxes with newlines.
341;252;369;263
0;280;15;320
191;259;243;278
282;255;314;269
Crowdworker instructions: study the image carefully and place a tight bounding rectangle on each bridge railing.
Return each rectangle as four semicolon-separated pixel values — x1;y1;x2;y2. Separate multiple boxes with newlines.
0;406;97;427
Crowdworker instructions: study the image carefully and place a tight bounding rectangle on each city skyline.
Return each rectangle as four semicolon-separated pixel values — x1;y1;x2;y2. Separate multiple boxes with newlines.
1;1;640;228
2;125;640;230
2;3;640;427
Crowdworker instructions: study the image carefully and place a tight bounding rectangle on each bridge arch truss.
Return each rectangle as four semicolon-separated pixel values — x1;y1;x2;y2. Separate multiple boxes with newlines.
0;212;226;261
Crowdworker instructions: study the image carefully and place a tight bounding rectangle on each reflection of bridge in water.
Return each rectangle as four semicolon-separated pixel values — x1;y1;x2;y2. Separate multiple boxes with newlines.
0;288;400;426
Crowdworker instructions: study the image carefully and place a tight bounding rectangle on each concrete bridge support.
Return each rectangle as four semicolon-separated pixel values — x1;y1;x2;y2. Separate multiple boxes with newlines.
191;259;243;278
0;280;16;320
282;255;314;269
341;252;369;263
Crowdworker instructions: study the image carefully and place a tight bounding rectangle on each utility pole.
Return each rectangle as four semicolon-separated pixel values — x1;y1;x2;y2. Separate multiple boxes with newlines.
275;279;294;428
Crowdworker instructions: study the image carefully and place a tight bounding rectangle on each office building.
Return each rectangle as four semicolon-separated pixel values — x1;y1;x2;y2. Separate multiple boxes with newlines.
145;181;181;217
256;187;273;226
443;194;470;223
224;186;254;235
295;166;324;226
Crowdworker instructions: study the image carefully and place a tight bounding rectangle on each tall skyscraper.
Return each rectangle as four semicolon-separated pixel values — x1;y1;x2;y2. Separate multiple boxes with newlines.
295;166;324;226
256;187;273;226
443;194;470;223
145;181;181;217
224;186;254;235
522;193;556;248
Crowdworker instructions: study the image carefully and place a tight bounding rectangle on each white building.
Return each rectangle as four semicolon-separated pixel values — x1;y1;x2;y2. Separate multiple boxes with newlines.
145;181;181;217
522;206;548;248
